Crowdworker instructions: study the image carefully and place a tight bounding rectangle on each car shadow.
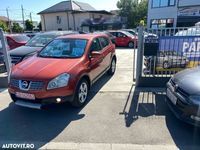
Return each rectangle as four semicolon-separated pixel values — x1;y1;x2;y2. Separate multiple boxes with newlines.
116;46;136;50
0;74;112;149
121;87;200;150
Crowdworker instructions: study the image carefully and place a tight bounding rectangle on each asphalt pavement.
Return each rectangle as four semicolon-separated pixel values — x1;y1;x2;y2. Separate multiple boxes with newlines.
0;49;200;150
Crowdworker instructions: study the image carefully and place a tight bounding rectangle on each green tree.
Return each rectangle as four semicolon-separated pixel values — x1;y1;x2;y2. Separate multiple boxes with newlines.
0;21;8;32
38;21;42;31
117;0;148;28
12;23;23;33
25;19;34;31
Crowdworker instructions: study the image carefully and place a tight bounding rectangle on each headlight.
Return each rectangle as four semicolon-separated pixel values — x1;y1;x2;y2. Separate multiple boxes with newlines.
189;95;200;105
47;73;70;90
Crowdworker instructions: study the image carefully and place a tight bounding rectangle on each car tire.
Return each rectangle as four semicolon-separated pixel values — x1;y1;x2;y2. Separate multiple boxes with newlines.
163;61;170;69
107;58;116;75
128;42;134;48
71;79;89;108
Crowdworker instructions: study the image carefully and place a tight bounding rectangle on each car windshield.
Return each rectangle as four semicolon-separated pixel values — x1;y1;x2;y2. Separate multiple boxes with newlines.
39;39;87;58
26;34;57;47
122;31;135;37
12;35;30;43
127;30;138;36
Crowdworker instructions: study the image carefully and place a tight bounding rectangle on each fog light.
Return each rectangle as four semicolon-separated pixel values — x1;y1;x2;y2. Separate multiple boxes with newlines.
191;115;200;122
56;98;61;103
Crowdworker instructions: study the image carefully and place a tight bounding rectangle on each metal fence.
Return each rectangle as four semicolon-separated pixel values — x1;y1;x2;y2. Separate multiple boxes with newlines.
135;26;200;87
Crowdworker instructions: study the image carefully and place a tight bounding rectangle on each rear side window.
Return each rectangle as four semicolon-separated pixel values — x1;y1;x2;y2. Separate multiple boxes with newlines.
90;38;102;52
99;37;109;48
110;32;117;37
117;32;126;38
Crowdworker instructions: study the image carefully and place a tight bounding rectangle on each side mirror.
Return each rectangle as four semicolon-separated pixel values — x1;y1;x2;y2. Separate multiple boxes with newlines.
90;51;101;58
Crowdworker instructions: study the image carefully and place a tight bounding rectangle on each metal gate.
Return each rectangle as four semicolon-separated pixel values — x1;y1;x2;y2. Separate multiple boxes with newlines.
135;26;200;87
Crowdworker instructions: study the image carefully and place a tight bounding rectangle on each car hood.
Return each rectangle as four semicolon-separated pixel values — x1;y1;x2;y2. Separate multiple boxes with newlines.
172;68;200;95
9;46;43;56
12;56;81;80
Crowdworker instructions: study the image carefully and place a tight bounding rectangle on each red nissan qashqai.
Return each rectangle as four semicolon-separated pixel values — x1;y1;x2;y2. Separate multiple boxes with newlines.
8;34;116;109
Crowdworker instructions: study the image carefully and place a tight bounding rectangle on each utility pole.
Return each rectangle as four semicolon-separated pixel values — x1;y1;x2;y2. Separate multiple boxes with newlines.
6;8;12;33
30;12;32;22
21;5;25;31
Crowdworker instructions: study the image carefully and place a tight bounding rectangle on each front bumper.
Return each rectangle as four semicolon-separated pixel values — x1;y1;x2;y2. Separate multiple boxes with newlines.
166;87;200;127
9;93;74;109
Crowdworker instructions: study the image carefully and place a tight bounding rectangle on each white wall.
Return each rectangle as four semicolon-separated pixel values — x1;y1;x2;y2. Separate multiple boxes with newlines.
40;12;112;31
147;0;178;28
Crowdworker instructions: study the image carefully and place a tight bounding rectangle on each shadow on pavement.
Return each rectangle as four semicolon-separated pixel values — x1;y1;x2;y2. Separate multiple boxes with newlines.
122;87;200;150
0;74;112;149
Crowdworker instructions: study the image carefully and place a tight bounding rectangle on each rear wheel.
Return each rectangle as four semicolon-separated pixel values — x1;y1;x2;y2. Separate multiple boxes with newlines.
71;79;89;108
108;58;116;75
163;61;170;69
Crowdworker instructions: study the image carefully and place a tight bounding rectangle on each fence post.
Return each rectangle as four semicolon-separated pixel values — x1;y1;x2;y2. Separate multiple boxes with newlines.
136;26;144;87
0;28;11;82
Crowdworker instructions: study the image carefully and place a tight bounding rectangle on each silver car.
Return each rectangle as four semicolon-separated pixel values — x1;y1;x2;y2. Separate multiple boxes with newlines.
157;51;189;69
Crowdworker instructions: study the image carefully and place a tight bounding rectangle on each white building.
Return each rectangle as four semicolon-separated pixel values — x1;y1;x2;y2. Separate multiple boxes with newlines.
38;1;114;32
147;0;200;29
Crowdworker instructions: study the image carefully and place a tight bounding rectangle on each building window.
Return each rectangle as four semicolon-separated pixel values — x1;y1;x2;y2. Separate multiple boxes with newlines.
56;16;61;24
152;0;175;8
151;18;174;29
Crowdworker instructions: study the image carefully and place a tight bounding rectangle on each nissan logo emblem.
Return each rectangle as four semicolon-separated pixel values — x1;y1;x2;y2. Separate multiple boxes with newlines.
22;81;29;89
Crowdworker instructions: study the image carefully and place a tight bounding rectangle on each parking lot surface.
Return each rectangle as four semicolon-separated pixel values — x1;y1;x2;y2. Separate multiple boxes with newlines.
0;48;200;150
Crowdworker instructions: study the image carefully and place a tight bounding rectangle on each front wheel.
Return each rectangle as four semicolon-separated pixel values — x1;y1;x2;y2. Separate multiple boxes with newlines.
71;79;89;108
128;42;134;48
107;58;116;75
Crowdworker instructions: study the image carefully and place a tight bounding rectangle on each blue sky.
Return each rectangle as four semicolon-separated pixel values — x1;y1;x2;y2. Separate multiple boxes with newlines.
0;0;118;22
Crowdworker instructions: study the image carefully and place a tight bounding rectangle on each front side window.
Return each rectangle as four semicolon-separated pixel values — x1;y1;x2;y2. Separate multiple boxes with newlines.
39;39;87;58
90;39;102;52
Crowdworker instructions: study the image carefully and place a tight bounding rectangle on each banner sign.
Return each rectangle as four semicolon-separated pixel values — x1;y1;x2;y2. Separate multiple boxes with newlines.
155;36;200;71
178;6;200;17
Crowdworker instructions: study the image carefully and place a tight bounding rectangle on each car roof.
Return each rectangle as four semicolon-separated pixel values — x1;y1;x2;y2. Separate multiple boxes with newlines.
39;31;78;36
58;34;108;40
6;34;27;37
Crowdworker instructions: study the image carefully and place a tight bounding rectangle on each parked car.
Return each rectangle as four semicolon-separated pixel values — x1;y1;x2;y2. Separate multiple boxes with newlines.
8;34;116;109
6;34;30;50
9;31;77;64
0;41;10;64
166;67;200;126
175;27;200;36
93;31;116;44
122;29;158;39
144;51;189;70
108;30;138;48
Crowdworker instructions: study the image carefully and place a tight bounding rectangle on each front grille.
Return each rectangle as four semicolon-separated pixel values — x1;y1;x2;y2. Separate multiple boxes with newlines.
10;79;44;91
176;87;190;98
10;56;22;64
